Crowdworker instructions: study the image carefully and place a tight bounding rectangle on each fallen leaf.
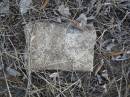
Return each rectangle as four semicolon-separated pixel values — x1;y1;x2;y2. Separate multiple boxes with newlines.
41;0;49;9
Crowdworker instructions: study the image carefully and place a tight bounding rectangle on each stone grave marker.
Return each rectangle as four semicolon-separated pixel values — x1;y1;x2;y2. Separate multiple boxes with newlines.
24;21;96;71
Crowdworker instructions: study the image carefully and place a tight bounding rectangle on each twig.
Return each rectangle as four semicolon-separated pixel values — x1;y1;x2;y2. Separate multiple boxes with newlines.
1;56;12;97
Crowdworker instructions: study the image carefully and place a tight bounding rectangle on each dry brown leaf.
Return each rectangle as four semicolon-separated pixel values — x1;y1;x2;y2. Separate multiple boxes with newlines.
68;18;83;31
109;51;127;56
41;0;49;9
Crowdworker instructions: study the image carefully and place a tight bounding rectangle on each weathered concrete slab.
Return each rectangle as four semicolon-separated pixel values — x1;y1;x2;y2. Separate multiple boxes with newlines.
25;21;96;71
0;0;9;15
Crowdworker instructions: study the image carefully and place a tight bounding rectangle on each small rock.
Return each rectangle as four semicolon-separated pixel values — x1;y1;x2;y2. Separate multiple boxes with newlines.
20;0;32;15
58;4;71;17
6;67;20;77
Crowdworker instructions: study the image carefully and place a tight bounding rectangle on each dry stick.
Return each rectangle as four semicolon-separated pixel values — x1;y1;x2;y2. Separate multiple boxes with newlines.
8;37;20;69
20;11;32;96
124;71;129;97
121;63;128;97
56;78;82;97
120;11;130;24
31;85;41;97
3;52;28;80
95;63;103;75
26;23;36;97
0;56;12;97
36;73;66;97
41;0;83;31
30;85;46;95
3;72;12;97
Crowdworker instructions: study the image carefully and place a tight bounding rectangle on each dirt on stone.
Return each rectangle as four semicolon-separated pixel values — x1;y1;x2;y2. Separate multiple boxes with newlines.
0;0;130;97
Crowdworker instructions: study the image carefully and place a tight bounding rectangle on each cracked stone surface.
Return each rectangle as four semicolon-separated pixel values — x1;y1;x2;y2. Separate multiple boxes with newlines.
24;21;96;71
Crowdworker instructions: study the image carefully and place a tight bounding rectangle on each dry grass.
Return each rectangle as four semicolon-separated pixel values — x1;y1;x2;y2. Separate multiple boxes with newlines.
0;0;130;97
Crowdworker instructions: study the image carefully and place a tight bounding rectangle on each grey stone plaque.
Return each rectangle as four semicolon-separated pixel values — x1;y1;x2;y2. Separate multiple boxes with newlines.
24;21;96;71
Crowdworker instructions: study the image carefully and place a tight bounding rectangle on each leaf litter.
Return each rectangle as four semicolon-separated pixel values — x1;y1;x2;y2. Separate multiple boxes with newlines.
0;0;130;97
